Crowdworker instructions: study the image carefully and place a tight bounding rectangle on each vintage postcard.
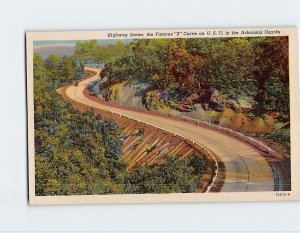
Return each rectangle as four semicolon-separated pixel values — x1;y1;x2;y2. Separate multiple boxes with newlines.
26;27;300;204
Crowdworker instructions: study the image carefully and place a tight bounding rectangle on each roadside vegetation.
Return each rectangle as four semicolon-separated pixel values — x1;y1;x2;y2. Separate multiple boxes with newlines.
74;38;290;153
33;53;209;196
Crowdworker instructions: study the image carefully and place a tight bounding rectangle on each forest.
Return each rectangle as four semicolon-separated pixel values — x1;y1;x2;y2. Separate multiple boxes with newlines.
74;37;290;152
33;53;208;195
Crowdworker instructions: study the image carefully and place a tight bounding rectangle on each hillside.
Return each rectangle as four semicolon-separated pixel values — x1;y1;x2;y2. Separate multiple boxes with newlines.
79;37;290;155
33;54;218;195
34;45;75;59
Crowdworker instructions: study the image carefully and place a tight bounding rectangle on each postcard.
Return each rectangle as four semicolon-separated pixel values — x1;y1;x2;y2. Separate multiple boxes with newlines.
26;27;300;204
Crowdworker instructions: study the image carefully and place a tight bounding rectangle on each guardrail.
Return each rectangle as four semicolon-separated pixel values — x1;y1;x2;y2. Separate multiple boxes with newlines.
181;116;275;155
106;110;219;193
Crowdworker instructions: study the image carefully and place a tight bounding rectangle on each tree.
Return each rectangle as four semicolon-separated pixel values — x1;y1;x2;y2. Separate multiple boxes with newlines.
125;156;198;193
44;54;59;77
264;76;289;118
33;53;47;79
205;38;257;98
250;36;289;119
74;40;97;62
56;56;75;82
164;39;206;93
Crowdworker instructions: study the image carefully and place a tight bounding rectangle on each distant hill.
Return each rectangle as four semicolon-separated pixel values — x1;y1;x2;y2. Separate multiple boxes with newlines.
33;45;75;59
33;39;132;59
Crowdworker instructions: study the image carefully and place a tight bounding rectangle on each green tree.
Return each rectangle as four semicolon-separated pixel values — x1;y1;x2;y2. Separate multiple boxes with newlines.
264;76;289;118
250;36;289;119
74;40;98;62
206;38;257;98
125;156;198;193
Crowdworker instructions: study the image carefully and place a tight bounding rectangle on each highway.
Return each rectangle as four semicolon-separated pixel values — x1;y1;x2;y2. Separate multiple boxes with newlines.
59;67;275;192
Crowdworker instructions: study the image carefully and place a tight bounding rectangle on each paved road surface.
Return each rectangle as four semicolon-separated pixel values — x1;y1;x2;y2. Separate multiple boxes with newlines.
60;67;275;192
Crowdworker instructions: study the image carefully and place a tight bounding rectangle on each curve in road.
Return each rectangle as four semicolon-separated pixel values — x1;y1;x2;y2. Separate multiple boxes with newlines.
59;67;275;192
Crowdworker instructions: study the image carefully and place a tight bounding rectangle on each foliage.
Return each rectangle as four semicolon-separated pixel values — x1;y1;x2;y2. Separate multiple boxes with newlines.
99;37;289;123
268;128;290;151
35;53;84;86
33;53;208;195
134;128;145;137
250;37;289;118
205;38;257;98
34;53;125;195
74;39;126;64
125;155;208;193
264;76;289;118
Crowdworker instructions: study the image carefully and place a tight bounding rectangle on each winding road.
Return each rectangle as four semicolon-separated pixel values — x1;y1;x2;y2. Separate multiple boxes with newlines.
59;67;275;192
